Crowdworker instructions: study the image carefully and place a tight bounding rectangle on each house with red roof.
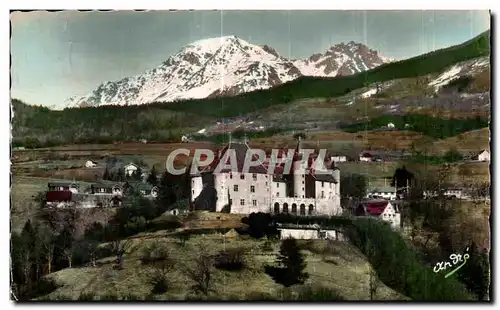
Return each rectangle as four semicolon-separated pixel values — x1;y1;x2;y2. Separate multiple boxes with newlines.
355;199;401;230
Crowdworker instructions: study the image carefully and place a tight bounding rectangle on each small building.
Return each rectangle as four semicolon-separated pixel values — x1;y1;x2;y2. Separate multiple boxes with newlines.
89;183;124;196
471;150;490;162
331;155;347;163
136;183;159;198
124;163;139;176
359;152;373;162
366;188;397;201
277;224;345;241
181;135;190;143
387;122;395;129
356;199;401;230
47;182;80;193
85;160;98;168
140;139;148;144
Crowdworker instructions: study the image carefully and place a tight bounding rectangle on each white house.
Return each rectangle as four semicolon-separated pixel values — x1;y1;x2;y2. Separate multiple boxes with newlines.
124;163;139;176
356;199;401;230
85;160;98;168
190;140;342;216
472;150;490;162
359;152;373;162
366;187;397;201
277;224;345;240
423;188;468;200
181;135;190;143
331;155;347;163
387;122;395;129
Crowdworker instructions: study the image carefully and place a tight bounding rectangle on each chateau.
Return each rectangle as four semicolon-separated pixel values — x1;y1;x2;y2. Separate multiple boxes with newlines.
190;139;342;216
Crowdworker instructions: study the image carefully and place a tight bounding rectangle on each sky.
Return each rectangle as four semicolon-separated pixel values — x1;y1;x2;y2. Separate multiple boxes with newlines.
10;10;490;108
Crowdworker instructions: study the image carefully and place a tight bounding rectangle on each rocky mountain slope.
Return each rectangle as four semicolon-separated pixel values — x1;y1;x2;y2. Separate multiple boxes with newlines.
66;36;389;108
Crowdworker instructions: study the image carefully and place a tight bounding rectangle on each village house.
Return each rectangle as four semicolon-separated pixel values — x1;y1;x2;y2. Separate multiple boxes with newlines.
47;182;80;193
131;182;159;198
359;152;373;162
45;191;122;209
124;163;140;176
366;187;397;201
330;155;347;163
190;139;342;216
471;149;490;162
277;224;345;241
89;182;124;196
387;122;395;129
84;160;98;168
181;135;190;143
355;199;401;230
423;188;469;200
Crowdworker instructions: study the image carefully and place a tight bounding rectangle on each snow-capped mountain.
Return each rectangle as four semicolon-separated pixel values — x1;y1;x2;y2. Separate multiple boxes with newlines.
293;41;390;77
66;36;389;108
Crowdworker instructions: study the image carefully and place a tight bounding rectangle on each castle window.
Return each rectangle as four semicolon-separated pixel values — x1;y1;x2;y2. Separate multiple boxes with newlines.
240;174;245;180
321;191;324;198
277;183;279;188
283;204;289;213
276;192;279;197
234;185;238;192
308;204;314;215
240;199;245;206
291;203;297;214
252;200;257;206
299;204;305;215
250;185;255;193
302;180;305;184
230;173;233;179
322;182;324;187
274;202;280;214
252;173;257;180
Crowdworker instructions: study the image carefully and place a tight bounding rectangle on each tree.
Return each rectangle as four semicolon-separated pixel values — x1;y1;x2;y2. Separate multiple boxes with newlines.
391;165;414;189
265;237;309;287
102;167;110;180
293;132;306;141
340;173;367;199
147;165;158;186
457;243;490;300
443;148;463;163
183;245;214;295
142;241;175;294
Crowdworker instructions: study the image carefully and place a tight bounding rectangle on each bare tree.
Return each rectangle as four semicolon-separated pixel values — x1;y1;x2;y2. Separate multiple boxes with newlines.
142;241;175;294
183;245;214;295
369;267;378;300
110;239;132;269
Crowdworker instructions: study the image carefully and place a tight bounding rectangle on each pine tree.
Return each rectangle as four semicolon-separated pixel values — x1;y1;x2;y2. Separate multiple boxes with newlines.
273;237;309;287
134;167;143;181
103;167;110;180
157;171;177;211
457;243;490;300
147;165;158;186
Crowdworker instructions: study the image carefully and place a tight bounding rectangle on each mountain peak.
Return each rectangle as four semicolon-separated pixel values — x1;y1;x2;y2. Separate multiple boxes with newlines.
66;37;389;108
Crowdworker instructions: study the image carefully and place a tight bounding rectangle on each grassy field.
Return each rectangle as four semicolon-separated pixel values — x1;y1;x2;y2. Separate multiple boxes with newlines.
40;230;408;301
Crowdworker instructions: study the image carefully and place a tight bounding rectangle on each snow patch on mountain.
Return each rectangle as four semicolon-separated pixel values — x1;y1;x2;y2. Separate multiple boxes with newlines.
66;36;390;108
428;57;490;92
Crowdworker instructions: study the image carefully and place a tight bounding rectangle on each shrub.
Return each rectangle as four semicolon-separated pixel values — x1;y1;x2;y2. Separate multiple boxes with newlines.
295;285;345;301
214;248;245;271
